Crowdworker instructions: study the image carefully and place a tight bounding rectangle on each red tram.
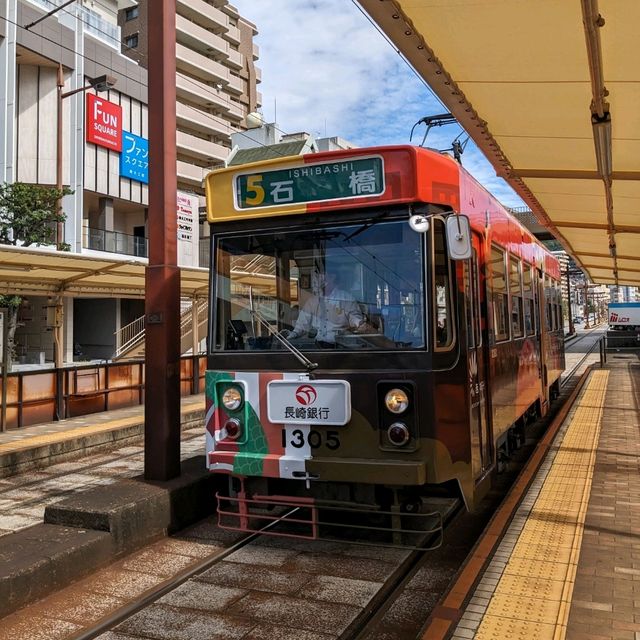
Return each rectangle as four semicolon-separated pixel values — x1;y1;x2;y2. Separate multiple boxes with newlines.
203;145;565;529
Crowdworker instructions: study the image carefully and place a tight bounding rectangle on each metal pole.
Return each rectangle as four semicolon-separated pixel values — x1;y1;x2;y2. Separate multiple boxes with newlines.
584;283;590;329
56;64;64;249
1;309;7;432
145;0;180;480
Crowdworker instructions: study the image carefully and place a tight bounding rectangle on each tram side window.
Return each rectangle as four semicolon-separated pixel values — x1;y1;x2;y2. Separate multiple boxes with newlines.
553;280;562;330
490;245;509;342
544;275;553;330
523;264;535;336
509;255;524;338
433;219;453;349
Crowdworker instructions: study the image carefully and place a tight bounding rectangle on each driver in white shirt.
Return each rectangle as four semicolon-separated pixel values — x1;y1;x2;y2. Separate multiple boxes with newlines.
282;271;372;347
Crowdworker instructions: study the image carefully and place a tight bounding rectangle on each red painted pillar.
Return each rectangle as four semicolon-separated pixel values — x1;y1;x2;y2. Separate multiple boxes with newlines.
144;0;180;480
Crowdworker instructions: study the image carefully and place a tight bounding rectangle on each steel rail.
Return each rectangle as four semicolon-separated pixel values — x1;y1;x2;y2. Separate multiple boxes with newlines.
338;499;462;640
68;507;301;640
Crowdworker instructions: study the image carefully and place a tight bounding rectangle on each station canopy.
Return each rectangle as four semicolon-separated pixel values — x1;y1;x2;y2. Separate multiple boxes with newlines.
0;245;209;299
361;0;640;285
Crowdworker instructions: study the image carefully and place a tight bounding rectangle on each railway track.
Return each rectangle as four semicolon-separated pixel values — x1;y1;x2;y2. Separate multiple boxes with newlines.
58;497;459;640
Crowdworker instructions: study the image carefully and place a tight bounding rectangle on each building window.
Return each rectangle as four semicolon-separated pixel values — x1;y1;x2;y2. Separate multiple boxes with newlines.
125;7;139;21
124;33;139;49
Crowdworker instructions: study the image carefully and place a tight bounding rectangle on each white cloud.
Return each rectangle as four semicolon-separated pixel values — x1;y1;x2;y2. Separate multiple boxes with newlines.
233;0;524;208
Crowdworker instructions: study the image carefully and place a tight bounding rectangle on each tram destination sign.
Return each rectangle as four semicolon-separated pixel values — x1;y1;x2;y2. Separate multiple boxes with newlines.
235;156;384;209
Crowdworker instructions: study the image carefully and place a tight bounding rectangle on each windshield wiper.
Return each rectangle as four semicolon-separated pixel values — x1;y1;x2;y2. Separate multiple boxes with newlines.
249;288;318;372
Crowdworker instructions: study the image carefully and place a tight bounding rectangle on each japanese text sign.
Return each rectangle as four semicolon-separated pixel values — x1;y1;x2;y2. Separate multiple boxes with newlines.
86;94;122;152
120;131;149;184
235;156;385;210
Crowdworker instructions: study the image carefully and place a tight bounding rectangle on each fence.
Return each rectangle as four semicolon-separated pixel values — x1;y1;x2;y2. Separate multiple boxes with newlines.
0;355;206;431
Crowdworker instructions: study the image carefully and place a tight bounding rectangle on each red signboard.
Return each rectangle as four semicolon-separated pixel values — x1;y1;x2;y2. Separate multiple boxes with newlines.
86;94;122;151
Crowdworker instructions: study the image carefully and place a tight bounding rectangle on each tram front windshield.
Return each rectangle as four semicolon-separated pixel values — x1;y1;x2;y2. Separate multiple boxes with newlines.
213;219;426;352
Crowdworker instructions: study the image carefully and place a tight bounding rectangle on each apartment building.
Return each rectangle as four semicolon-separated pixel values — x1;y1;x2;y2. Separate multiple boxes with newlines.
0;0;260;366
118;0;261;195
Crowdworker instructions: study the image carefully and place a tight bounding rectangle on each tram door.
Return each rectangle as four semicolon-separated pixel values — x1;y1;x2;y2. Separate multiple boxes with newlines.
536;269;549;413
466;235;491;478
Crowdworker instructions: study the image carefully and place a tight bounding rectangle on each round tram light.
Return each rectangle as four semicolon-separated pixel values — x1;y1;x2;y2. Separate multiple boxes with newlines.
222;387;243;411
387;422;410;446
224;418;242;440
384;388;409;414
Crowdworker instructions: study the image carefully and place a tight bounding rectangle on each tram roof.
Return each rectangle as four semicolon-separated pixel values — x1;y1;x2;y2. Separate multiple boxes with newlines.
361;0;640;286
0;245;209;299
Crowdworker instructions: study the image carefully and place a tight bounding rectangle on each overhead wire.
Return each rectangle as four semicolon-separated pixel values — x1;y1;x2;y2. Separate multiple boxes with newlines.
3;4;301;159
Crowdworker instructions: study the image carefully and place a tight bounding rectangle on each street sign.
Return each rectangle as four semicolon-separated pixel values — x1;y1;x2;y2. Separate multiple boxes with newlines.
86;94;123;152
235;156;384;210
120;131;149;184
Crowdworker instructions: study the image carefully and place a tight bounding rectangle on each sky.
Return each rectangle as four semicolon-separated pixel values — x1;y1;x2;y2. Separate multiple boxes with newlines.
231;0;525;208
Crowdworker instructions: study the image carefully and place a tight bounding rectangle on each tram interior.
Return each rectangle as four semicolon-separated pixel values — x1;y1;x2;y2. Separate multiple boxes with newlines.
214;219;429;351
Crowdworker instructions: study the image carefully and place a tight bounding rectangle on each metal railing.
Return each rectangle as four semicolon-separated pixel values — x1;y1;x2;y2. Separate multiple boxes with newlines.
0;355;206;431
114;315;146;359
26;0;121;49
114;299;208;360
87;227;148;258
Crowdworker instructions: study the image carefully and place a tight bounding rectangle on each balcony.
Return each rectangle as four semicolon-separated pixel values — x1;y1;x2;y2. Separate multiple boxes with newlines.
223;24;241;46
176;102;232;140
176;14;229;59
176;0;228;34
226;72;243;95
177;160;206;187
79;5;121;49
177;130;229;164
26;0;121;49
86;228;147;258
176;43;230;86
176;73;243;120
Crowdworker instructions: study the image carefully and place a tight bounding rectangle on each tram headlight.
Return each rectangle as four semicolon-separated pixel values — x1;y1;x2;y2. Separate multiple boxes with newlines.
384;388;409;414
222;386;243;411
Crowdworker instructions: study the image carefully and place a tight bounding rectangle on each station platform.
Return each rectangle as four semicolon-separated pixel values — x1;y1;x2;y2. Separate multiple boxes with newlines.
0;394;205;480
423;358;640;640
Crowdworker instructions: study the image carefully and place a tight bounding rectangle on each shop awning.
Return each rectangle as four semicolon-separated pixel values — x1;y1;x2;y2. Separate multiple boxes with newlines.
361;0;640;285
0;245;210;298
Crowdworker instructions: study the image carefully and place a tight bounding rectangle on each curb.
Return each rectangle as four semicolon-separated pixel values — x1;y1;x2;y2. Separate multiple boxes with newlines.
0;407;204;479
0;455;217;618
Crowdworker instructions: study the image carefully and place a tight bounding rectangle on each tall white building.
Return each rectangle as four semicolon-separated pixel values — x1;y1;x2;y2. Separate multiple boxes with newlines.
0;0;260;364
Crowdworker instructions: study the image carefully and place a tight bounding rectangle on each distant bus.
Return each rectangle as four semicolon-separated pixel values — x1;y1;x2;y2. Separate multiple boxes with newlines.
203;144;565;536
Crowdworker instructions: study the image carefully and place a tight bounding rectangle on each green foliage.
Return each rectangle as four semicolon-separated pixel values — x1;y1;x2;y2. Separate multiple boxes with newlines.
0;295;21;308
0;182;73;248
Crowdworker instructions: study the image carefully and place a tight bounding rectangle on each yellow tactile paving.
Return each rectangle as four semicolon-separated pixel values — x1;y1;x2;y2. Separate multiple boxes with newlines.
471;370;609;640
0;399;204;454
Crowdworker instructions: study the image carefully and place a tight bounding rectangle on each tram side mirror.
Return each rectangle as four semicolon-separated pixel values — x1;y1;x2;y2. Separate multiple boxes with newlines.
446;214;472;260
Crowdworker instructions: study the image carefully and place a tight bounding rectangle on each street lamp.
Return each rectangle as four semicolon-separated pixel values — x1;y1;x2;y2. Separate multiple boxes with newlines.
56;67;116;248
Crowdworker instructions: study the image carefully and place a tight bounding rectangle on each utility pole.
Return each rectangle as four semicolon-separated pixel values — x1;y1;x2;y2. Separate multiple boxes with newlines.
144;0;180;480
584;282;591;329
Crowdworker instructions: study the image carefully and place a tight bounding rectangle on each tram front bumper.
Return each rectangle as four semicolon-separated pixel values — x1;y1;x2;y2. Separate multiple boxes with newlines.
208;450;427;486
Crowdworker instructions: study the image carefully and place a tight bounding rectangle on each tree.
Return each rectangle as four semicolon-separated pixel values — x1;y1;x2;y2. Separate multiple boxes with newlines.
0;182;72;249
0;295;22;364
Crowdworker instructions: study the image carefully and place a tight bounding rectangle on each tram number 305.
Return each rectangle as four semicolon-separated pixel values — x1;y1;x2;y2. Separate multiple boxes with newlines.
282;428;341;450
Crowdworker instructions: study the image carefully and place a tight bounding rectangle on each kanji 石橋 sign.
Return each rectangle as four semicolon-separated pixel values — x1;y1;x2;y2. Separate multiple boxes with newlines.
120;131;149;184
235;156;384;210
86;94;122;152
